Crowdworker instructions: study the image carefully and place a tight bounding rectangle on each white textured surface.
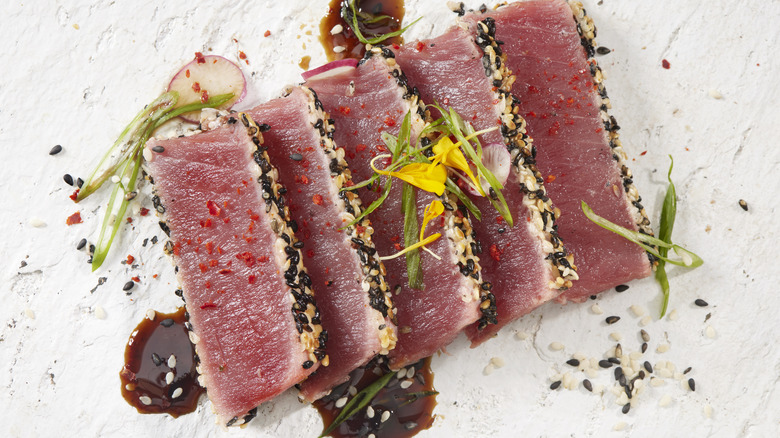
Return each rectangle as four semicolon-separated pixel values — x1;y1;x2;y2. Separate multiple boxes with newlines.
1;1;779;436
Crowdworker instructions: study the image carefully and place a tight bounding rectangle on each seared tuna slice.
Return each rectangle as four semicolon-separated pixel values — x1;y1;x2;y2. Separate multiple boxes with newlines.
463;0;654;303
306;48;490;369
244;86;397;402
395;21;576;346
145;113;325;425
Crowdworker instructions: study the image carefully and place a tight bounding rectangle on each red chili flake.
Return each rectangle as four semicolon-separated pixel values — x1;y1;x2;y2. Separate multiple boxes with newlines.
206;242;214;254
192;82;201;92
299;175;310;185
376;143;388;153
496;216;504;224
200;218;213;228
356;143;367;152
392;43;401;50
239;51;247;60
207;200;221;216
640;150;648;156
384;117;396;127
200;90;209;103
343;179;354;187
528;85;540;94
217;247;224;254
185;69;191;78
200;301;218;309
199;263;208;273
127;255;135;264
247;209;259;221
339;106;351;115
139;207;149;216
152;274;158;279
205;281;212;289
69;189;80;201
546;175;557;183
223;217;230;224
416;41;425;52
264;30;271;37
312;194;324;205
393;243;403;251
442;97;449;105
248;275;256;284
548;121;561;136
218;268;232;275
131;276;140;282
126;217;133;223
173;242;181;256
195;52;206;64
66;212;82;225
236;252;255;267
209;259;218;267
661;59;670;69
489;244;503;261
257;256;269;263
306;249;315;258
355;225;366;235
390;235;400;243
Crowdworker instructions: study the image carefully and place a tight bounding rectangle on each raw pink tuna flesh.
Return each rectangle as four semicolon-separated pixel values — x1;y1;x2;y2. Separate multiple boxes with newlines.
466;0;651;302
307;54;480;369
246;87;394;401
395;25;559;346
145;123;315;423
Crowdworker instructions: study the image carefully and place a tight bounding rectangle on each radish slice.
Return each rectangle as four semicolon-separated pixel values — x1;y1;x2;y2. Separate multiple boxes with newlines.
466;143;511;196
302;59;358;81
167;53;247;123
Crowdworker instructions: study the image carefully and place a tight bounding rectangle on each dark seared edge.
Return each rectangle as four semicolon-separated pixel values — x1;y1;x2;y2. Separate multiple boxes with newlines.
297;85;398;354
469;17;578;289
361;46;495;328
151;113;327;427
567;1;656;263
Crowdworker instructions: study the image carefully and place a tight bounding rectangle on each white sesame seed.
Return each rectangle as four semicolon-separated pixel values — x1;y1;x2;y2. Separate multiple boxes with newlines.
586;368;598;379
139;395;152;405
24;308;36;320
95;305;106;320
189;331;200;344
659;394;673;407
366;405;375;418
650;377;666;387
483;364;495;376
640;315;652;326
335;397;347;408
143;148;153;162
111;175;121;183
705;325;716;339
515;331;529;340
168;355;177;368
609;332;622;342
381;410;391;423
674;372;684;381
330;24;343;35
125;383;134;391
629;351;642;360
630;305;645;317
490;357;505;368
348;386;357;396
658;368;673;378
145;309;156;320
591;304;603;315
704;404;713;418
396;368;407;379
333;45;346;53
400;379;413;389
406;367;415;379
613;422;627;431
171;387;183;399
549;342;564;351
708;89;723;99
668;309;679;321
573;352;586;361
166;372;174;385
656;343;670;353
368;434;375;438
29;218;47;228
616;392;629;405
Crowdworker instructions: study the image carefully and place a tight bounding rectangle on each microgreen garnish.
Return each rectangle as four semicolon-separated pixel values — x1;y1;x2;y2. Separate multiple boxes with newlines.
77;91;234;270
342;0;422;46
580;156;703;316
318;370;395;438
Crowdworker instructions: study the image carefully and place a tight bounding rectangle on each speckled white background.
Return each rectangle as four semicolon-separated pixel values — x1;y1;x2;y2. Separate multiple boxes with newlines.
1;0;778;436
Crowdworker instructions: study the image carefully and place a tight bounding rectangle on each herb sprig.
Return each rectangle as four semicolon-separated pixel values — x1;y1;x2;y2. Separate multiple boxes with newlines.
318;371;395;438
342;0;422;46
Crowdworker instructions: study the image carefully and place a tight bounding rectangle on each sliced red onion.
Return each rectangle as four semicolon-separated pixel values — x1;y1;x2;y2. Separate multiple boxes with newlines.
465;143;511;196
301;58;359;81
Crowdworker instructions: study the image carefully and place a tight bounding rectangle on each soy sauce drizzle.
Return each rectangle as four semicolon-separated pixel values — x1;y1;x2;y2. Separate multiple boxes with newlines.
119;307;203;417
315;357;437;438
319;0;406;61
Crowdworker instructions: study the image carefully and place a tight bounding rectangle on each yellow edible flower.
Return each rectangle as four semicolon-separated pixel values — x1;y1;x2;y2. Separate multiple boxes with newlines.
420;200;445;241
380;200;445;261
431;137;485;196
370;155;447;196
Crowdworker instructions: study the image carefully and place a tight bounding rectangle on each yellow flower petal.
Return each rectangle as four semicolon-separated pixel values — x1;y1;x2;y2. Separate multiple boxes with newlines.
380;233;441;261
432;137;485;196
420;200;445;241
389;163;447;196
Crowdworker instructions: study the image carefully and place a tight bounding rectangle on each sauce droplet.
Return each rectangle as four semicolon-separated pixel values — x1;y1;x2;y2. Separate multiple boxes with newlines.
314;357;437;438
319;0;406;61
119;307;203;417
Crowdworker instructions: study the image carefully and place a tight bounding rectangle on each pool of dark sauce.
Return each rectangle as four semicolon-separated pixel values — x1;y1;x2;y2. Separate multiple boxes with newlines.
320;0;406;61
315;357;437;438
120;307;204;417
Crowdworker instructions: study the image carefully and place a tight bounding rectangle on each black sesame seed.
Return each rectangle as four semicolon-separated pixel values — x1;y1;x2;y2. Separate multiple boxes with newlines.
590;295;597;300
76;238;87;250
688;378;696;391
619;374;627;387
152;146;165;153
738;199;748;211
694;299;709;307
566;359;580;367
615;284;629;292
63;174;74;186
122;281;135;291
638;370;646;379
641;342;648;353
606;316;620;324
596;46;612;55
160;318;174;327
608;357;621;365
151;352;163;366
550;380;562;390
683;366;692;374
76;178;84;188
290;153;303;161
49;145;63;155
583;379;593;392
622;403;631;414
302;360;314;369
614;367;624;380
640;329;650;342
598;359;613;368
643;361;653;373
